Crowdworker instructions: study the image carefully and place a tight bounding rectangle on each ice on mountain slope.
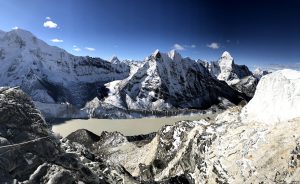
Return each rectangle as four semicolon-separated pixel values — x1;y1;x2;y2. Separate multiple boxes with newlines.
214;51;253;81
216;51;235;81
97;49;248;112
241;69;300;124
204;51;258;97
0;29;130;118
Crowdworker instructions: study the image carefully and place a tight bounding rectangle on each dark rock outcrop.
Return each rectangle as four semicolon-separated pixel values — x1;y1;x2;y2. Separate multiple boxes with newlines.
0;87;137;183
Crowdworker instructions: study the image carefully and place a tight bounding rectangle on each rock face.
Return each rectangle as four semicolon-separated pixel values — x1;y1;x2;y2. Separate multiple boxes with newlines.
96;50;248;112
0;87;137;183
0;29;130;118
241;69;300;124
206;51;258;97
77;107;300;183
65;129;100;148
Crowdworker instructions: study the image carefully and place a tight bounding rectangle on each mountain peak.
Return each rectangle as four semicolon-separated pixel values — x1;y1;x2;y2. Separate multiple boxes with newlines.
152;49;161;59
221;51;233;60
3;28;40;48
168;49;182;60
110;56;121;64
8;28;35;38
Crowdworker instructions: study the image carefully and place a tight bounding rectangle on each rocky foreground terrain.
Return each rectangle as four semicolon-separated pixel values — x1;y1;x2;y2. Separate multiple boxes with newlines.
0;69;299;183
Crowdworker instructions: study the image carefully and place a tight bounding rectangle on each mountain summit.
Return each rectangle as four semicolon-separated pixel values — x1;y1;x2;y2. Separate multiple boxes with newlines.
204;51;258;97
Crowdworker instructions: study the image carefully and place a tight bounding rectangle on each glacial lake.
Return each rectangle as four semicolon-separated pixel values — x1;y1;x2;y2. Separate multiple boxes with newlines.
51;114;213;137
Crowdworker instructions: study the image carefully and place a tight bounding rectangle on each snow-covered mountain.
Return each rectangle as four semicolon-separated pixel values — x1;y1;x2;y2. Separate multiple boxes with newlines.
95;49;248;112
204;51;258;97
253;67;270;79
241;69;300;124
0;29;130;116
0;29;255;119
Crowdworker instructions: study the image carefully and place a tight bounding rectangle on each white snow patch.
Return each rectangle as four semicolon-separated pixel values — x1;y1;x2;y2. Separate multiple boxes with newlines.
241;69;300;124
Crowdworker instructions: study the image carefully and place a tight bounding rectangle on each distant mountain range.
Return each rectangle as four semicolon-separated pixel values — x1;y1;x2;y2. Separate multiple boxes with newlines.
0;29;268;119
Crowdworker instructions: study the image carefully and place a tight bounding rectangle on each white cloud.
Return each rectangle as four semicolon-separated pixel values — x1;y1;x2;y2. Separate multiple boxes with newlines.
85;47;96;51
73;47;81;52
207;42;220;49
43;20;58;28
173;43;185;51
173;44;196;50
50;38;63;43
262;63;300;72
46;17;51;20
72;45;81;52
12;26;18;30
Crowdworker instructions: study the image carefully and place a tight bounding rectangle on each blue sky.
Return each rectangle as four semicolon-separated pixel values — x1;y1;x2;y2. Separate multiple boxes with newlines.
0;0;300;70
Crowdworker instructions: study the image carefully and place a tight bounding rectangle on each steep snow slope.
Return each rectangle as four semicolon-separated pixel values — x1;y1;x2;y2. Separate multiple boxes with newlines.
206;51;258;97
0;29;130;109
100;50;248;111
241;69;300;124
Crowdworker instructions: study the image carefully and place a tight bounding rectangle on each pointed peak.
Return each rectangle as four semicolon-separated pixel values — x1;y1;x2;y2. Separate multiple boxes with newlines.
168;49;182;60
221;51;233;60
152;49;160;55
221;51;232;58
110;56;120;63
152;49;161;59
